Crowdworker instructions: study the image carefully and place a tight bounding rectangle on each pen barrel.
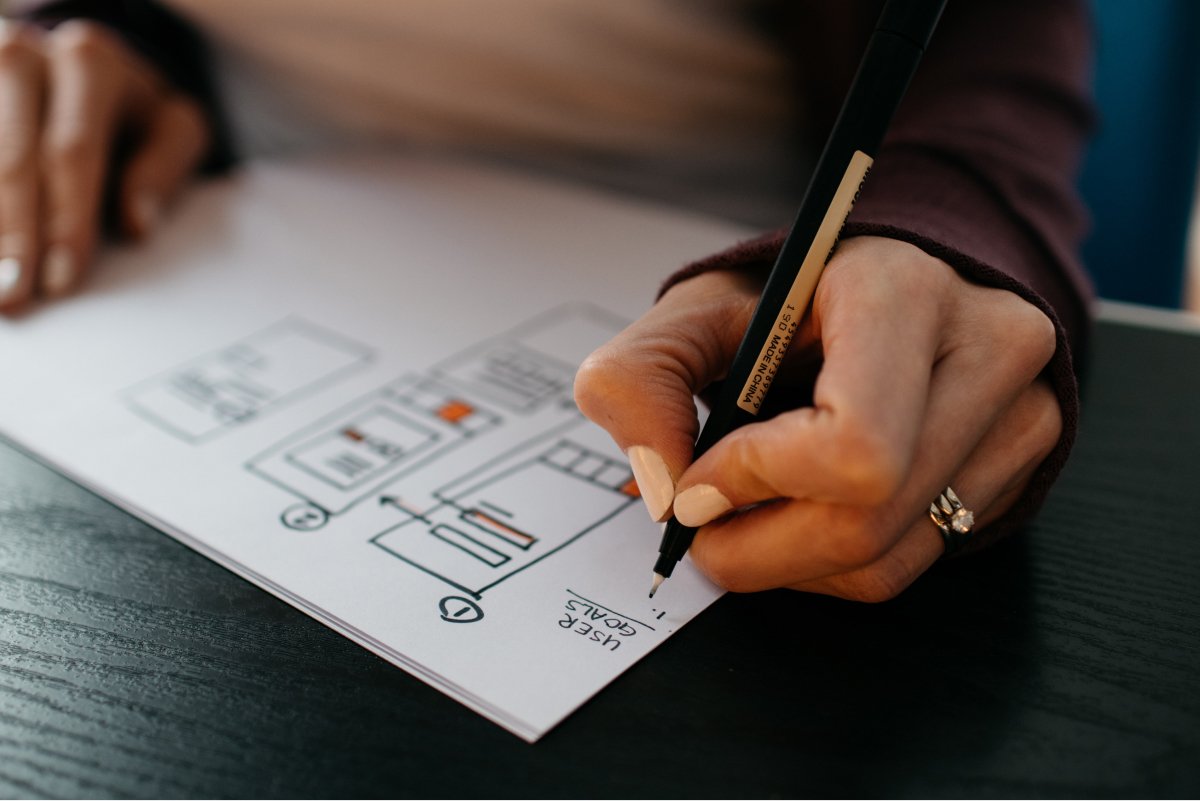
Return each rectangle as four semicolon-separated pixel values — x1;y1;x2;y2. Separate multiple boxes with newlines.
876;0;947;51
700;23;936;452
653;523;692;579
653;0;945;580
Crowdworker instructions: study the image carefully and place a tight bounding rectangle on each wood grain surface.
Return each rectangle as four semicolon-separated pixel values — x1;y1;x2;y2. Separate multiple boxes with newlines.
1;319;1198;798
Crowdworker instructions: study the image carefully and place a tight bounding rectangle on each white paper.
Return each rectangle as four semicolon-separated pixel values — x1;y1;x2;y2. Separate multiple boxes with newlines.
0;154;751;741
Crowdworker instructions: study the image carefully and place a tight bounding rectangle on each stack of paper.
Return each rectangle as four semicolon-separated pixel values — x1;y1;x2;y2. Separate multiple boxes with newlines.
0;155;750;740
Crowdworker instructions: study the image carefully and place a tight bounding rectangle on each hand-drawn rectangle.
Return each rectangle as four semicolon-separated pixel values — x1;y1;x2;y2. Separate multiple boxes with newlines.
433;343;572;413
372;435;638;598
124;318;372;443
247;376;502;515
283;407;439;490
430;524;511;567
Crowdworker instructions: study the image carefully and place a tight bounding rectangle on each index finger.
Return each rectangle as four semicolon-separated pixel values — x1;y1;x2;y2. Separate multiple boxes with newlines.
574;269;761;520
40;22;163;296
0;25;46;310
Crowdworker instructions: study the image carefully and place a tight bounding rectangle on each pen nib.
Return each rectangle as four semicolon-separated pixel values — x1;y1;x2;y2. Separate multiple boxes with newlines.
648;572;665;598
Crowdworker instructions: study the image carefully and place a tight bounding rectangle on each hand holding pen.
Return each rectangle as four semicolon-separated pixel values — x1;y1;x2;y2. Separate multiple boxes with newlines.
579;0;1060;600
575;234;1060;600
575;0;1068;605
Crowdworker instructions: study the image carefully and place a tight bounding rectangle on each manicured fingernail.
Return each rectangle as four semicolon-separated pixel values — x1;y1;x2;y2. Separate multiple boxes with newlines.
134;192;161;234
673;484;733;527
0;257;21;298
626;446;675;522
42;245;75;296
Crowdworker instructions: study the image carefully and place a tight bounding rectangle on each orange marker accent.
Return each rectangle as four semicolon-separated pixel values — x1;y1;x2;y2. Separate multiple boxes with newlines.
620;477;641;498
466;510;536;545
437;400;474;423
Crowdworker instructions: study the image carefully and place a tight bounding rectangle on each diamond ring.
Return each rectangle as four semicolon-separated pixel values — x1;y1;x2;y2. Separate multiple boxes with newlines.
929;486;974;555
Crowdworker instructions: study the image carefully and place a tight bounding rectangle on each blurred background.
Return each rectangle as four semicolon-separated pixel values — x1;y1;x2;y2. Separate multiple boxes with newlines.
2;0;1198;311
1078;0;1200;312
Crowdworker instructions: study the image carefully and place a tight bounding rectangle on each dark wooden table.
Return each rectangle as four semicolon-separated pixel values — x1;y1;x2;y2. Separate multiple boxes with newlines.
2;312;1198;798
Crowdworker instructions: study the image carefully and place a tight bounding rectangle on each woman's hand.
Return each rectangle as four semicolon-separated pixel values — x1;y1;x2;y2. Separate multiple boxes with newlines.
574;235;1062;601
0;19;209;311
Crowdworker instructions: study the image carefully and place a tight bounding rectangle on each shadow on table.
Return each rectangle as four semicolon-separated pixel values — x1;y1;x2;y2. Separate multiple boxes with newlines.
542;532;1041;799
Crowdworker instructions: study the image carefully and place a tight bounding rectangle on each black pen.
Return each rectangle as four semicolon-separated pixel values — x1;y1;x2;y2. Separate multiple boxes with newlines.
649;0;947;597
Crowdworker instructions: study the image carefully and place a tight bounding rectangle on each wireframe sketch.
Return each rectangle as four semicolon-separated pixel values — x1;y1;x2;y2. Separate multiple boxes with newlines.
248;374;504;522
124;318;373;443
244;305;639;618
373;423;640;602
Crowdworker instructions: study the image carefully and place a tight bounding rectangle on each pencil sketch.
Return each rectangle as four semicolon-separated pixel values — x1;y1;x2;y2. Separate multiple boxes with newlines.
243;305;638;619
123;317;373;443
249;373;505;523
372;422;640;602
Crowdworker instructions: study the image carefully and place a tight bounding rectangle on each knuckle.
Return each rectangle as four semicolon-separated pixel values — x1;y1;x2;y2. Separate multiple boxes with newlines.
841;565;912;603
831;524;894;570
51;21;121;64
825;523;921;602
163;95;207;131
0;31;42;71
688;541;757;593
1021;381;1064;457
44;135;99;172
898;250;952;298
45;139;94;172
161;97;212;153
828;237;949;301
1013;303;1058;370
722;412;909;505
0;152;35;183
990;294;1058;378
722;431;773;493
830;424;907;503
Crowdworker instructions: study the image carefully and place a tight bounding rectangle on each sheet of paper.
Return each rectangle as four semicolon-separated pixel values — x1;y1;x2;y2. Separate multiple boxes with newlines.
0;155;751;741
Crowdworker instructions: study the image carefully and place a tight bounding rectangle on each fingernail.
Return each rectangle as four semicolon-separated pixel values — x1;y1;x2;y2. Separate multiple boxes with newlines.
626;446;675;522
673;484;733;527
134;192;161;234
42;245;75;296
0;256;21;299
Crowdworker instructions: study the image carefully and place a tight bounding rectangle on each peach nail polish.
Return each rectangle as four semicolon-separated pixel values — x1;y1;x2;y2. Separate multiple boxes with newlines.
673;484;733;527
626;446;675;522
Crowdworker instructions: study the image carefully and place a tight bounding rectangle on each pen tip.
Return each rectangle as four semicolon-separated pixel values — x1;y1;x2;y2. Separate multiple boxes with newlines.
649;572;664;598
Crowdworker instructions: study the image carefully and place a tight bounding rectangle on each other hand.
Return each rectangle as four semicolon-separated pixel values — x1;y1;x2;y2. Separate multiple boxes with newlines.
0;19;209;311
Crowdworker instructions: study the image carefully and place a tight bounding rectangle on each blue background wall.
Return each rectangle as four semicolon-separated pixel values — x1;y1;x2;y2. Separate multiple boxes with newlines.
1078;0;1200;307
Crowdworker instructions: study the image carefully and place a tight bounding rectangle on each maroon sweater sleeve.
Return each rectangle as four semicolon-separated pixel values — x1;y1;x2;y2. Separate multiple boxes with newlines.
666;0;1096;554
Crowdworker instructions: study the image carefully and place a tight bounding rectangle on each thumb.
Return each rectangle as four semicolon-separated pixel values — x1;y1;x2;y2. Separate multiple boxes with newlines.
574;269;760;522
118;95;209;239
